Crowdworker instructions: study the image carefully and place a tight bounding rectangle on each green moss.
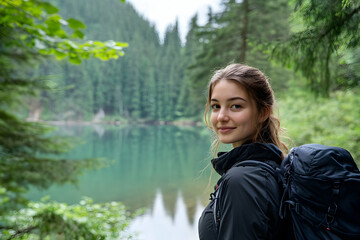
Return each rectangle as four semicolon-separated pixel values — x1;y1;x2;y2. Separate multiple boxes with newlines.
279;88;360;163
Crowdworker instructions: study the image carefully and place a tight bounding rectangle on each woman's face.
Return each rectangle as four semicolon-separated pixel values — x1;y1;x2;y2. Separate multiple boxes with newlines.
210;79;259;148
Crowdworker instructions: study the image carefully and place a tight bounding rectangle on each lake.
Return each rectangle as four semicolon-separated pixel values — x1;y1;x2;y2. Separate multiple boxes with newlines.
27;124;218;240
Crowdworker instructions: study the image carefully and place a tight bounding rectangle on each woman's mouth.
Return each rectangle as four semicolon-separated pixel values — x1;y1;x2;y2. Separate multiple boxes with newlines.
218;127;236;134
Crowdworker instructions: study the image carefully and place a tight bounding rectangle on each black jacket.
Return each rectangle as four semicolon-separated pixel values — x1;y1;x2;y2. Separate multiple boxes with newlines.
198;143;283;240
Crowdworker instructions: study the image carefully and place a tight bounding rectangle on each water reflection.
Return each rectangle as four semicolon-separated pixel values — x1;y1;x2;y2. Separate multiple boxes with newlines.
27;125;216;239
130;189;204;240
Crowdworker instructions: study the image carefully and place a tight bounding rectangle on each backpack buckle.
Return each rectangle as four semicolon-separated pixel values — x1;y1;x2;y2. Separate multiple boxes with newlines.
295;203;301;214
326;202;338;229
327;203;338;216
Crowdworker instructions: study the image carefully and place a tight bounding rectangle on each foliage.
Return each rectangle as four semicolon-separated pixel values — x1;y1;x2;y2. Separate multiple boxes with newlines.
0;148;103;215
280;88;360;162
175;14;204;118
33;0;180;121
0;0;127;63
19;0;360;122
32;0;294;122
1;0;359;238
0;197;135;240
157;21;184;120
336;46;360;89
0;0;134;239
272;0;360;96
187;0;293;111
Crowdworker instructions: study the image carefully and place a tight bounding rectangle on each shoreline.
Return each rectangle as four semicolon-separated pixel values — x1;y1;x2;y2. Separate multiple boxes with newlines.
31;119;202;127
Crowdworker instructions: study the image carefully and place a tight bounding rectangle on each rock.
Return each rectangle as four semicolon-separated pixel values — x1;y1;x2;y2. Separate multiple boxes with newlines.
93;108;105;123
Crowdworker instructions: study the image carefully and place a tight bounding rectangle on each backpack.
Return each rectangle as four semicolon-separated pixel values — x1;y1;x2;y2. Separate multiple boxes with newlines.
212;144;360;239
279;144;360;240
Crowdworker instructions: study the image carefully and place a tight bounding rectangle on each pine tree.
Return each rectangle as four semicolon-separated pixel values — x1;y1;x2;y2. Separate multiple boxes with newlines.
157;21;183;121
177;14;204;118
0;0;132;238
272;0;360;96
36;0;162;121
188;0;292;108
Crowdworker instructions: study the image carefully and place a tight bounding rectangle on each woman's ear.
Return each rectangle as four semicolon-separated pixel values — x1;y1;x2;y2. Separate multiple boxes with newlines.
259;107;271;123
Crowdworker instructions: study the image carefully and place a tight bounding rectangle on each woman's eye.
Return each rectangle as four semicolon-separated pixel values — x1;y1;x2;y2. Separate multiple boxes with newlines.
211;104;220;110
231;104;242;109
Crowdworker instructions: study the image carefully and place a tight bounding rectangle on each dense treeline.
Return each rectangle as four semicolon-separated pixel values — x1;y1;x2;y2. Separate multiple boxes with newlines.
34;0;360;124
35;0;184;121
33;0;293;122
34;0;360;160
1;0;359;238
185;0;294;116
0;0;134;238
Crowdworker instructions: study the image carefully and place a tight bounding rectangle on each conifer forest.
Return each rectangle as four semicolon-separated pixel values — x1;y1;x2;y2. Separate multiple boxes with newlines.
1;0;359;239
31;0;359;157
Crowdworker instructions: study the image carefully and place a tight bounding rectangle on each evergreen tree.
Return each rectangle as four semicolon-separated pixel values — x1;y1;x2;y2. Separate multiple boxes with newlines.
157;21;183;121
0;0;132;238
36;0;162;121
272;0;360;96
188;0;292;108
177;14;204;118
336;46;360;89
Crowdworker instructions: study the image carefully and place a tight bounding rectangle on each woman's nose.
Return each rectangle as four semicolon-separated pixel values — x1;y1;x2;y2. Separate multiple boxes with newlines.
217;108;229;121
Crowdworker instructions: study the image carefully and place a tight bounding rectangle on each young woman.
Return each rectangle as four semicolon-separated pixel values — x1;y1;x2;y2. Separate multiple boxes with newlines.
198;63;288;240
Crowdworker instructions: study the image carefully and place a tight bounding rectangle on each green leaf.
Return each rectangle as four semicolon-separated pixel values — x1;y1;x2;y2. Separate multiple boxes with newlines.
40;2;59;14
71;30;84;39
93;41;105;47
38;48;52;55
0;187;6;194
45;15;62;32
41;195;51;202
116;42;129;47
55;29;68;38
69;56;82;64
54;50;67;59
67;18;86;30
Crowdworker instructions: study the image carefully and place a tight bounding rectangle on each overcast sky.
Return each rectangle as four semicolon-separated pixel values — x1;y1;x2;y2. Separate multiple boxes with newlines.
127;0;222;42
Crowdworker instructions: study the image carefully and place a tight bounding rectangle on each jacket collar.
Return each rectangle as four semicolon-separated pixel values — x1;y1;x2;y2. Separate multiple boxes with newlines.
211;142;282;175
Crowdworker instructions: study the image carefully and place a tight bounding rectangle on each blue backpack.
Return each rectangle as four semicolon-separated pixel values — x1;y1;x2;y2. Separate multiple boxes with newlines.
212;144;360;239
279;144;360;240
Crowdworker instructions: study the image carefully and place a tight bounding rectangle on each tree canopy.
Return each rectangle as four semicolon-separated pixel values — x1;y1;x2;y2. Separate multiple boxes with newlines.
0;0;134;239
272;0;360;96
1;0;360;237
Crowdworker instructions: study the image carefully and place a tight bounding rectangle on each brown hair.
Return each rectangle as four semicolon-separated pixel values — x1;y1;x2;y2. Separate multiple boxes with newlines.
205;63;288;158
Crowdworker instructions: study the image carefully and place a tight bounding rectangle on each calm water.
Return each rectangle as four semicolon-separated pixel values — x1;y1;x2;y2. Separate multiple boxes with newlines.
27;124;217;240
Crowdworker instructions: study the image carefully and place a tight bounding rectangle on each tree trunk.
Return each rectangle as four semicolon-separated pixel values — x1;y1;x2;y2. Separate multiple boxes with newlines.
27;98;43;122
240;0;249;63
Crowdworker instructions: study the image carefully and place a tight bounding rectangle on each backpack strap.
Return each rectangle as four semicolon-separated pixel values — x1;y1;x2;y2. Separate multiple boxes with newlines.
211;181;222;232
234;160;277;176
278;159;292;219
212;160;278;231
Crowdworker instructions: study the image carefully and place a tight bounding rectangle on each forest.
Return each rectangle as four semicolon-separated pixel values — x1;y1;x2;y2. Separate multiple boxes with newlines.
31;0;360;156
1;0;359;239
